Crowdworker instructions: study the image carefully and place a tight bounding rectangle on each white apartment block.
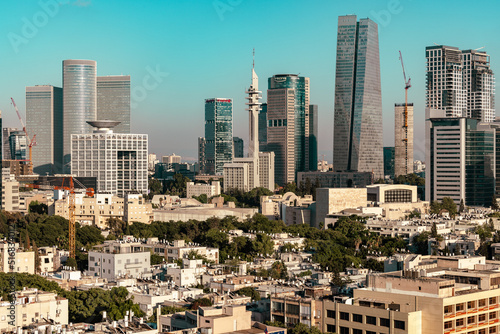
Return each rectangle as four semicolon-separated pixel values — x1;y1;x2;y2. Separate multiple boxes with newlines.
0;242;35;274
161;239;219;264
426;45;495;122
88;240;150;281
0;288;68;332
186;181;221;198
1;174;19;212
162;153;181;164
71;121;148;197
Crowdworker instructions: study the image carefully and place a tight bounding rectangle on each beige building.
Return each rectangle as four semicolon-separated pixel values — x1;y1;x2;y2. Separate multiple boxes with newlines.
0;288;68;332
1;175;19;212
314;188;367;228
50;192;152;228
0;242;35;274
323;256;500;334
367;184;429;220
271;293;323;329
261;192;314;225
186;181;221;199
158;239;219;264
395;103;414;177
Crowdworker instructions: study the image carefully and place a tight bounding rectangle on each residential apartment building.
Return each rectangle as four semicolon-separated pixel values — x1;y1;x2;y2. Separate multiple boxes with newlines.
88;240;151;281
71;120;148;197
159;239;219;264
0;288;68;332
0;242;35;274
271;293;323;329
1;174;19;212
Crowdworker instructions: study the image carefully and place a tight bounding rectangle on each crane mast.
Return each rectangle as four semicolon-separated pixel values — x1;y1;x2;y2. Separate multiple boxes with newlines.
399;51;412;129
10;97;36;174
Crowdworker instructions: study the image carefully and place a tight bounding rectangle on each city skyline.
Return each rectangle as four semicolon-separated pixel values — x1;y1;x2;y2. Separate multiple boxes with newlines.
1;1;499;163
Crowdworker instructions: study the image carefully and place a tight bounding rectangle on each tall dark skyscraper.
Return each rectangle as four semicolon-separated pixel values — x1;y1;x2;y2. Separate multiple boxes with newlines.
204;98;233;175
308;104;318;171
26;85;63;175
233;137;244;158
258;103;267;152
97;75;131;133
333;15;383;178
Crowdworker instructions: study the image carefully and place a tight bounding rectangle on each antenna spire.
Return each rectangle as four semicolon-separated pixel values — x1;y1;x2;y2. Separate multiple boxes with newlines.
252;48;255;69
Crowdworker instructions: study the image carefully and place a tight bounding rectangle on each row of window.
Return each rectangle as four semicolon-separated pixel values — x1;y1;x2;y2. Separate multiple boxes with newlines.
326;310;405;330
445;311;498;329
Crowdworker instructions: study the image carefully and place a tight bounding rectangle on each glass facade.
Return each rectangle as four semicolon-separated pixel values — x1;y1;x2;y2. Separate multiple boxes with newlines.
63;60;97;173
258;103;267;151
333;15;383;178
383;147;395;179
9;131;27;160
97;75;131;134
204;98;233;175
309;104;318;171
233;137;244;158
26;85;63;175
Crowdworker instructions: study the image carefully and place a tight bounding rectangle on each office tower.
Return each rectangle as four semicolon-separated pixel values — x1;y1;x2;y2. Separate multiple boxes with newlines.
426;109;495;207
198;137;206;174
426;45;466;118
26;85;63;175
394;103;414;177
308;104;318;172
233;137;244;158
2;128;17;160
462;49;495;122
71;121;148;197
9;131;27;160
267;74;310;185
97;75;131;133
63;59;97;172
204;98;233;175
333;15;384;179
258;103;267;152
223;60;275;192
383;147;395;179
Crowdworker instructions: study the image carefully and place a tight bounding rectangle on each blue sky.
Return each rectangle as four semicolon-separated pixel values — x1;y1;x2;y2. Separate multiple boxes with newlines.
1;0;499;162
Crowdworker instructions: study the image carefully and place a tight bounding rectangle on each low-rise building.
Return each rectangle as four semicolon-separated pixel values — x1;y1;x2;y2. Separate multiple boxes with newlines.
315;188;367;228
271;292;323;329
0;288;68;332
261;192;314;226
50;192;153;228
367;184;429;220
88;240;151;281
0;242;35;274
186;181;221;199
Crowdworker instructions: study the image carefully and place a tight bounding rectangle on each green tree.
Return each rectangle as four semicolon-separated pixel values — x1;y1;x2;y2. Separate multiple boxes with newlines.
151;253;165;265
65;257;78;269
270;261;288;279
288;322;323;334
236;287;261;301
459;199;465;213
29;201;48;214
492;195;499;211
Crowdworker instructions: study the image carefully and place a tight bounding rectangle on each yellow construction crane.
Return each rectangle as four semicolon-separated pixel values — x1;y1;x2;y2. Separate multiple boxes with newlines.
10;97;36;174
399;51;412;131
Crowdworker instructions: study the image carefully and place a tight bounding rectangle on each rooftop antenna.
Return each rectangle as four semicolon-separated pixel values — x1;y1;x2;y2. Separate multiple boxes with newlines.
252;48;255;69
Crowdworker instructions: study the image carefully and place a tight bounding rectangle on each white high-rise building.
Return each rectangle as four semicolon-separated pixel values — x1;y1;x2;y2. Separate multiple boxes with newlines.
426;45;495;122
71;120;148;197
223;55;275;192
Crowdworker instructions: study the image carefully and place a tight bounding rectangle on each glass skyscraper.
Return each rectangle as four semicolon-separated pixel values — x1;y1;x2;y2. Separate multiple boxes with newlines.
333;15;383;179
26;85;63;175
97;75;131;134
63;59;97;173
204;98;233;175
267;74;310;185
308;104;318;172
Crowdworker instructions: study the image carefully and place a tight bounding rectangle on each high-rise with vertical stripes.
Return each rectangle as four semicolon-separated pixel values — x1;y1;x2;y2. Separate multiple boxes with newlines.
333;15;383;179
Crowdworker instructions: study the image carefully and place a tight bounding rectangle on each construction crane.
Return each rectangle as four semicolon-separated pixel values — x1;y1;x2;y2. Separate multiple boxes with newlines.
28;177;94;259
10;97;36;174
399;51;411;129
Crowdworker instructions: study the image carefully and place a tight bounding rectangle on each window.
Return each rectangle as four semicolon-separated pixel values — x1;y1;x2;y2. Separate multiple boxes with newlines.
327;310;335;319
456;318;464;327
456;303;465;312
327;325;335;333
444;305;453;313
468;301;476;309
490;311;497;320
478;314;486;322
353;329;362;334
380;318;390;327
467;316;475;324
395;320;405;330
340;312;349;321
339;327;349;334
490;327;497;333
490;297;498;305
353;314;362;323
479;299;487;307
366;316;376;325
444;321;453;329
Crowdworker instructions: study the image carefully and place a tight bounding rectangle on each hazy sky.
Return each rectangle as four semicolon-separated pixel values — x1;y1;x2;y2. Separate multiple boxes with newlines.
1;0;499;163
